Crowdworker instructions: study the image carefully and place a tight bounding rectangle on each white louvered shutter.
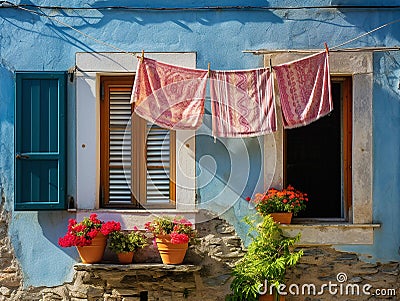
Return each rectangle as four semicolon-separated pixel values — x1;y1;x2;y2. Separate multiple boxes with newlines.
101;77;175;208
146;124;171;204
104;82;135;206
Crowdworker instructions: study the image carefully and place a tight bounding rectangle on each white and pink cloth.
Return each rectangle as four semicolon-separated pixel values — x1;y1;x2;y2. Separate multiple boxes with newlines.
209;68;276;138
131;57;208;130
273;51;332;128
131;51;332;136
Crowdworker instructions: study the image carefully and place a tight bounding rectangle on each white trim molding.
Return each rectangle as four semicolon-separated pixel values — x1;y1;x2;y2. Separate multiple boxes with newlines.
263;51;376;244
75;52;197;223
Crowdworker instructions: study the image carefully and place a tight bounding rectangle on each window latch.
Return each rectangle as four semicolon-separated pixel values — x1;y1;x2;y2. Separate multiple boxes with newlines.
15;153;30;160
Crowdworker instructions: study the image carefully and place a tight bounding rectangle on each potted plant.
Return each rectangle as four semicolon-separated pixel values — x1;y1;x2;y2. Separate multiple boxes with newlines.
58;214;121;263
228;215;303;301
246;185;308;224
145;216;197;264
108;227;148;264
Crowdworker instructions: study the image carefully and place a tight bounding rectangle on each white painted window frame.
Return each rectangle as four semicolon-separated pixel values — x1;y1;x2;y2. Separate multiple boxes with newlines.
75;52;197;228
263;51;380;245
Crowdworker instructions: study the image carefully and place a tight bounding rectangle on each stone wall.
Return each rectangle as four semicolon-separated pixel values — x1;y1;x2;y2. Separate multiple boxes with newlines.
0;203;398;301
285;247;399;301
0;189;22;301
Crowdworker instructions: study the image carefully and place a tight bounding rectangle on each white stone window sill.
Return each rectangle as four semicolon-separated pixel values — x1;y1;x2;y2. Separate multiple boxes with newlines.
74;209;199;230
280;223;381;245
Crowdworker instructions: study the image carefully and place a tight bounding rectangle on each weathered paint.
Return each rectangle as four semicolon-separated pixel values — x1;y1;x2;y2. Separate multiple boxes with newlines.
0;0;400;287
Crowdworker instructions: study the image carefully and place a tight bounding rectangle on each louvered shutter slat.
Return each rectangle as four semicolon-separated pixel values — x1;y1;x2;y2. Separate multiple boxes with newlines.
107;85;133;205
146;123;171;204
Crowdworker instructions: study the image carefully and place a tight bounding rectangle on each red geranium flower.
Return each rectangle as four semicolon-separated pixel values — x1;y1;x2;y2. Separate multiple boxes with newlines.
246;185;308;216
145;216;197;245
58;215;121;248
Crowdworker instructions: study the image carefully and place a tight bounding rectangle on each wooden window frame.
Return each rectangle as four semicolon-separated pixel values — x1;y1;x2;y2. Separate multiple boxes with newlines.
100;76;176;209
340;77;353;221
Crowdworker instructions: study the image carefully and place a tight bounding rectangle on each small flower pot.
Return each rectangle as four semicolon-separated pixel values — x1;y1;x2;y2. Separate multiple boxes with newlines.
269;212;293;224
259;294;285;301
117;251;134;264
156;235;188;264
76;233;107;264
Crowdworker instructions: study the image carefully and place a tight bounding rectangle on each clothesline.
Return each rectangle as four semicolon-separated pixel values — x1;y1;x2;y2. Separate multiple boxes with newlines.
131;52;332;138
10;3;400;58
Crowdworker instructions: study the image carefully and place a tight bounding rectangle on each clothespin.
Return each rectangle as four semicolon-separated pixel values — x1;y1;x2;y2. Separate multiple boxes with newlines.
141;50;145;63
324;43;329;55
208;62;211;77
269;58;273;73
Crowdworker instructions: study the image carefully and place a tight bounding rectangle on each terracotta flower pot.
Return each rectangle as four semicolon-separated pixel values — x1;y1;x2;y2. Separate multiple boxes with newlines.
76;233;107;264
117;251;134;264
156;235;188;264
259;294;285;301
269;212;293;224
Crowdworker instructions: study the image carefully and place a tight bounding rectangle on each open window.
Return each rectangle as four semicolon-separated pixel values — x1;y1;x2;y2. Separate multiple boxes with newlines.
263;51;377;245
285;77;352;220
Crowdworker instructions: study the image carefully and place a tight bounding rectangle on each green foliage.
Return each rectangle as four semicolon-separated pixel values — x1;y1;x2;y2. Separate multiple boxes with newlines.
227;215;303;301
108;230;148;253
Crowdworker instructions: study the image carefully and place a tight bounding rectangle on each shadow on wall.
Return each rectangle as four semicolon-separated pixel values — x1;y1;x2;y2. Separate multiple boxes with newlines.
1;0;283;31
38;211;79;259
195;106;264;220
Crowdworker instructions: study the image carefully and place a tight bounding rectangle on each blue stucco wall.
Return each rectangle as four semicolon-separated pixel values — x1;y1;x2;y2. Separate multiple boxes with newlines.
338;51;400;261
1;0;400;287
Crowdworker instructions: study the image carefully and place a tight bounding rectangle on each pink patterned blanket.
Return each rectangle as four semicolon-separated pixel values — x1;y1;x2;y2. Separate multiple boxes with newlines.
273;51;332;128
209;68;276;138
131;57;208;130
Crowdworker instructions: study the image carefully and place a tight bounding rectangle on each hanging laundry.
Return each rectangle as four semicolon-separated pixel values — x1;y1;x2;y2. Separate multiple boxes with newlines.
209;68;276;138
131;57;208;130
273;51;332;129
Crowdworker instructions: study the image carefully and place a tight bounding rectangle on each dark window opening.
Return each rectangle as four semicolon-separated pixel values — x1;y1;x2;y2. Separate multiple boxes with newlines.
285;77;352;219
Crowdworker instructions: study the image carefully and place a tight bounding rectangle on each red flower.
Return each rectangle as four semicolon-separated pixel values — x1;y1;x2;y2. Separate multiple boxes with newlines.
246;185;308;216
145;216;197;245
101;221;121;235
170;233;189;244
245;197;251;202
87;228;99;239
58;215;121;248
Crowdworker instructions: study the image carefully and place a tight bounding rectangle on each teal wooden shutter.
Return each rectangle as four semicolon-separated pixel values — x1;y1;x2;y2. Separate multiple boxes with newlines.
15;72;67;210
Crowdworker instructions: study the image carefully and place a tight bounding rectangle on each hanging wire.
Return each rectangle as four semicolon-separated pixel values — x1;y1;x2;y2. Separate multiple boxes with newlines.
6;2;400;55
244;18;400;54
330;18;400;50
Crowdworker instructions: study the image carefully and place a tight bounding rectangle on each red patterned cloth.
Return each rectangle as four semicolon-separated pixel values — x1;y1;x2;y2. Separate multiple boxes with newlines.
209;68;276;138
273;51;332;128
131;57;208;130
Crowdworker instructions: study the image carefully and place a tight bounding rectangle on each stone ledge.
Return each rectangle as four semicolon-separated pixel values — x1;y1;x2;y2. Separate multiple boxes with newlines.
74;263;201;273
281;223;381;245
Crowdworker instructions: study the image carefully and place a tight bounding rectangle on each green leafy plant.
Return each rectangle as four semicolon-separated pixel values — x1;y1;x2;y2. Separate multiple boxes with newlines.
108;227;148;253
246;185;308;216
227;215;303;301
